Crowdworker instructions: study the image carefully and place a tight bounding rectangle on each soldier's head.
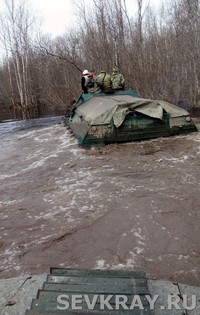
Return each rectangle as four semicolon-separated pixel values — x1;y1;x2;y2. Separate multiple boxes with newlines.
113;68;118;73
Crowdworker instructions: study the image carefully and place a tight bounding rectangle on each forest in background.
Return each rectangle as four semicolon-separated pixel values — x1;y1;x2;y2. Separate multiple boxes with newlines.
0;0;200;120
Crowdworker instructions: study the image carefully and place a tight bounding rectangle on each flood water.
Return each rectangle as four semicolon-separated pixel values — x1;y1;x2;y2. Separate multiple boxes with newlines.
0;117;200;286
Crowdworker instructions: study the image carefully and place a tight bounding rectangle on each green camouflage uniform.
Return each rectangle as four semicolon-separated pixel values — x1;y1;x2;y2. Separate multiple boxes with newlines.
111;72;125;90
95;71;112;92
85;75;95;93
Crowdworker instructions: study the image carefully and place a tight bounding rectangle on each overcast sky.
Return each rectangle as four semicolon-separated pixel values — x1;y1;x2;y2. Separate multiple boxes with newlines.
30;0;163;37
0;0;163;38
31;0;75;36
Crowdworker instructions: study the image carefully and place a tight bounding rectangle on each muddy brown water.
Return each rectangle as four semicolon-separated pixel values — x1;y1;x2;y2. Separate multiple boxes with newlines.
0;118;200;285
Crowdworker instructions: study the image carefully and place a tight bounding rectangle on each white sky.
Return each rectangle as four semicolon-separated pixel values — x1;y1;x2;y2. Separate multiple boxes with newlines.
31;0;75;36
0;0;163;38
30;0;163;37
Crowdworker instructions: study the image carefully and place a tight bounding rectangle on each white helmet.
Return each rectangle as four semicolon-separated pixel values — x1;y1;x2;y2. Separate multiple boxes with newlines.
83;69;89;75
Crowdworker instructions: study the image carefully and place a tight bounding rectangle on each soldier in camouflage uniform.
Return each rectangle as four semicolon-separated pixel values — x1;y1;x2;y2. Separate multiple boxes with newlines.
111;69;125;90
95;70;112;92
85;73;95;93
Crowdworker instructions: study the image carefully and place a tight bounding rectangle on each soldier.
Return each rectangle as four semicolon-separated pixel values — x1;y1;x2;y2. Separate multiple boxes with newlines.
89;69;96;79
85;72;95;93
111;68;125;90
95;70;112;92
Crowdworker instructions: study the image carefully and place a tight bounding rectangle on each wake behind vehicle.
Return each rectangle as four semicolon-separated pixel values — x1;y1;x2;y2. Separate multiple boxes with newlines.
64;89;198;146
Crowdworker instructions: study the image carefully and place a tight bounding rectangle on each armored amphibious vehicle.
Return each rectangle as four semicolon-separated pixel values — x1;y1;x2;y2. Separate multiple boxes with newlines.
64;90;198;146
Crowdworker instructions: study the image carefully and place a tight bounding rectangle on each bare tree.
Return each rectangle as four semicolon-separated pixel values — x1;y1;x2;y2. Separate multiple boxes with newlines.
1;0;200;121
0;0;37;118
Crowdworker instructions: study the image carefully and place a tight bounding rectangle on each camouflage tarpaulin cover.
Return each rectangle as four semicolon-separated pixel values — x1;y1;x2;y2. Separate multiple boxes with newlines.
76;94;189;128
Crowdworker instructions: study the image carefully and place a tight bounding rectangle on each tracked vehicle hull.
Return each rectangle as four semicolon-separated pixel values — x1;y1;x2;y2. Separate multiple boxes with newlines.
64;90;198;146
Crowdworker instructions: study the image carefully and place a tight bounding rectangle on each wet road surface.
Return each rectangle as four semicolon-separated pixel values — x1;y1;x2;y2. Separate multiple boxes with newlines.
0;118;200;285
